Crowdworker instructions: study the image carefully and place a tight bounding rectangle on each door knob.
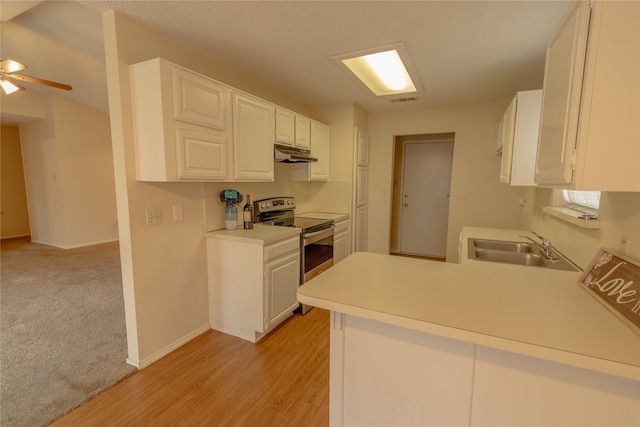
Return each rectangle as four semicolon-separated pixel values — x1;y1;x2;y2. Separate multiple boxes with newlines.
403;202;408;207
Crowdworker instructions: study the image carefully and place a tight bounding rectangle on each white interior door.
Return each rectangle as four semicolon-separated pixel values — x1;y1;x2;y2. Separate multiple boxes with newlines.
399;141;453;257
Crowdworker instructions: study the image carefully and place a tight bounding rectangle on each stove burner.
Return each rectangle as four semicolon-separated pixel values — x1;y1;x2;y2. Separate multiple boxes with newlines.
253;197;333;233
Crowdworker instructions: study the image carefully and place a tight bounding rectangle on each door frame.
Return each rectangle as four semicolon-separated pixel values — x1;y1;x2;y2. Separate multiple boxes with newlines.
391;133;455;257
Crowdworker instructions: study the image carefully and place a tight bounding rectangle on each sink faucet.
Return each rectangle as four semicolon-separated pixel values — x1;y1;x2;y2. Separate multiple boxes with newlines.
530;231;555;260
519;232;583;271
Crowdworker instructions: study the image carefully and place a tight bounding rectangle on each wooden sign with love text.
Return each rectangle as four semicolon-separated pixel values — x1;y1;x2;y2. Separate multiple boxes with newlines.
579;249;640;335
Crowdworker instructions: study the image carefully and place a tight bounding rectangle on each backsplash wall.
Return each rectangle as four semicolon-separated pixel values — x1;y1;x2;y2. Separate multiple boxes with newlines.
529;189;640;269
204;162;351;232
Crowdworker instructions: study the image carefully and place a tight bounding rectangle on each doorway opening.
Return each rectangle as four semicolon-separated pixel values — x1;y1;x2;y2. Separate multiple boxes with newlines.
390;133;455;260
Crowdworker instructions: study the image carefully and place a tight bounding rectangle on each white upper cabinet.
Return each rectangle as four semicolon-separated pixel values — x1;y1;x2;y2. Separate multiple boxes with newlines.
499;90;542;186
275;108;312;150
172;67;228;130
275;108;295;146
289;119;331;182
131;58;330;183
130;58;231;181
232;92;275;181
535;0;640;191
294;115;312;150
309;120;330;181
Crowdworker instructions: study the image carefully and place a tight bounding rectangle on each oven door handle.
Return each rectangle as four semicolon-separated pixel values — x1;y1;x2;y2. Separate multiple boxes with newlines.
303;225;334;245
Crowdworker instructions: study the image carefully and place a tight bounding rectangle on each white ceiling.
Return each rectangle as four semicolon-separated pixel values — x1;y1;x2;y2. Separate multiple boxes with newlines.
1;0;571;122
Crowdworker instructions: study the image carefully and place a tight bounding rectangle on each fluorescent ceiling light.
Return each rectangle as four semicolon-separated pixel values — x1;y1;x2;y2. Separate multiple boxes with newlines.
332;42;421;97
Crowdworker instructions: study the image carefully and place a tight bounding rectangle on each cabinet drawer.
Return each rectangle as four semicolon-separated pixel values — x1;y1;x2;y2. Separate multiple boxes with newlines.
334;220;349;235
264;236;300;261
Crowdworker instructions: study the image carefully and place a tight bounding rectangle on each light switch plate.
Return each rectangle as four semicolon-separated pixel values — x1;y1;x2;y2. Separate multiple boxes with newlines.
172;204;183;221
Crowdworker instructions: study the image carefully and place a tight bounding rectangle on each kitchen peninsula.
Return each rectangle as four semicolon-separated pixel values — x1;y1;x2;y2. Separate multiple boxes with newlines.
298;230;640;426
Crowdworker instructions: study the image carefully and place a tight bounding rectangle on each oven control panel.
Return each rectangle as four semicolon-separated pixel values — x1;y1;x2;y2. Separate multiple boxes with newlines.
253;197;296;214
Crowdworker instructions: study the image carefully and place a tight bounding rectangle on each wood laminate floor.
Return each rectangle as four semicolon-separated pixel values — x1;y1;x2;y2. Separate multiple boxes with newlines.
48;308;330;427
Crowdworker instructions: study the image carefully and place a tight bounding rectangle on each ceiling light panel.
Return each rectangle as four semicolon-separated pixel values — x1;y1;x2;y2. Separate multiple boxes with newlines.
332;42;422;97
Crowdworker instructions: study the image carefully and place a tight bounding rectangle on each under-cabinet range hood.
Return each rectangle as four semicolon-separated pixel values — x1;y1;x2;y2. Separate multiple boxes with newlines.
274;144;318;163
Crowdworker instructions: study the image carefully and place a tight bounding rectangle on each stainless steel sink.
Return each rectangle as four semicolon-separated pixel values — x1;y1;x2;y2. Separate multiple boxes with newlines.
472;239;533;253
467;238;580;271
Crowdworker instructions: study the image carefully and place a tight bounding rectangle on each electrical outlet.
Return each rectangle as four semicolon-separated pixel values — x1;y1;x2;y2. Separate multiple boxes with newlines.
145;208;162;226
619;236;630;255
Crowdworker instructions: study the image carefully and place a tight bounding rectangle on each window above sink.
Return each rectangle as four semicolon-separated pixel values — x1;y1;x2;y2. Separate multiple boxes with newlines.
542;190;601;229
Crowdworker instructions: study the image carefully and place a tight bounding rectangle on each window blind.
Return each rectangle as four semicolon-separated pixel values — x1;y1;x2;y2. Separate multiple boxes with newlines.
562;190;601;210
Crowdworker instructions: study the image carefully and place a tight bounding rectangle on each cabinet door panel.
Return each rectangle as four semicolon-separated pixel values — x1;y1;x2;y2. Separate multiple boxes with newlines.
172;68;227;130
295;115;311;149
233;93;275;181
175;127;227;180
499;97;517;184
334;234;348;264
535;1;590;185
355;166;368;206
356;130;369;166
265;251;300;331
355;205;368;252
275;108;295;146
310;121;330;181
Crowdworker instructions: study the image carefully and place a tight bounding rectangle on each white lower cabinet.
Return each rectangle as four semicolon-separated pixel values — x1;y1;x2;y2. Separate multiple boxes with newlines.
333;219;349;264
264;251;300;332
207;235;299;342
330;313;640;427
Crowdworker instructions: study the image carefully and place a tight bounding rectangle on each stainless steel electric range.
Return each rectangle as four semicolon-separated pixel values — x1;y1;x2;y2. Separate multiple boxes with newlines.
254;197;334;313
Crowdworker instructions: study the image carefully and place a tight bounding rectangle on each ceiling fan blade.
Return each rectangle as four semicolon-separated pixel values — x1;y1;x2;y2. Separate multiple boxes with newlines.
9;73;72;91
0;59;27;73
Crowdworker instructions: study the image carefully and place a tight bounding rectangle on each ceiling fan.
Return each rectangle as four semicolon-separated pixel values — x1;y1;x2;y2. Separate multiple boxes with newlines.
0;59;72;95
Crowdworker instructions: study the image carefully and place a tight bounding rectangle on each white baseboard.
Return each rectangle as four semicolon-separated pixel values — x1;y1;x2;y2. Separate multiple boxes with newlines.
29;238;119;249
130;324;211;369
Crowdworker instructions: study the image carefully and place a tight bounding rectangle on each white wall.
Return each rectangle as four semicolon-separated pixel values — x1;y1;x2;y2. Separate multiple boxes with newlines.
529;190;640;269
368;100;536;262
204;163;314;231
0;126;31;239
0;90;46;123
18;92;118;248
101;10;331;367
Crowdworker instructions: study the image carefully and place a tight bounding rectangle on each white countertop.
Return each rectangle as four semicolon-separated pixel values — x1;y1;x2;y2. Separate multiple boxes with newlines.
206;223;300;245
297;211;349;222
298;227;640;381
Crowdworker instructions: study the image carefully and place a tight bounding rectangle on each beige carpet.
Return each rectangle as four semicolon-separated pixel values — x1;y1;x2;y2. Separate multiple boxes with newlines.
0;238;137;427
